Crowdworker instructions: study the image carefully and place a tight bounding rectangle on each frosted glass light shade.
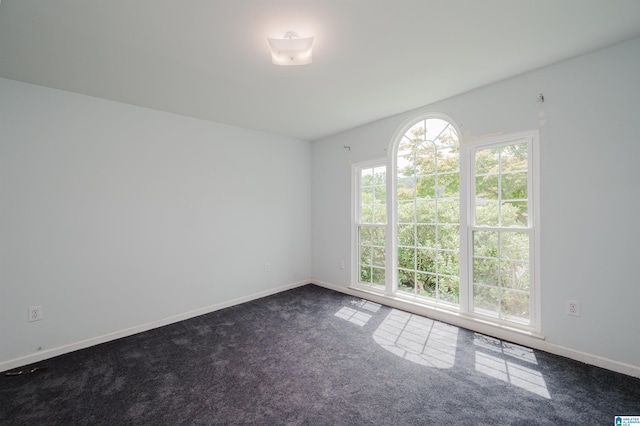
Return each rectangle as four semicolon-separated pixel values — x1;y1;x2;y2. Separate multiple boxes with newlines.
268;32;314;66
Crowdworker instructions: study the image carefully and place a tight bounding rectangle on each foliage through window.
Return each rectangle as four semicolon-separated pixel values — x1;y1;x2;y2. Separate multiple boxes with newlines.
356;165;386;288
351;114;539;331
396;119;460;304
472;142;532;323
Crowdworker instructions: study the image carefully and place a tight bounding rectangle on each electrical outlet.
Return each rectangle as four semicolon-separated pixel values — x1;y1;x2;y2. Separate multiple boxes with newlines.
338;259;345;269
28;305;43;322
264;262;270;272
567;300;580;317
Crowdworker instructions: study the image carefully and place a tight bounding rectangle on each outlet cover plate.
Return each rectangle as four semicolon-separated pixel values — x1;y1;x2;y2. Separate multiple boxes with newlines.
567;300;581;316
29;305;43;322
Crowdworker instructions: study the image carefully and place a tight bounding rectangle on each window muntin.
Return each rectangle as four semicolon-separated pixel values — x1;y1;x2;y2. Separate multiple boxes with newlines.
395;118;460;304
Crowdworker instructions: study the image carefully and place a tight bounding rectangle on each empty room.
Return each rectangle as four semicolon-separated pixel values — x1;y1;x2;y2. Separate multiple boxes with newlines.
1;1;640;424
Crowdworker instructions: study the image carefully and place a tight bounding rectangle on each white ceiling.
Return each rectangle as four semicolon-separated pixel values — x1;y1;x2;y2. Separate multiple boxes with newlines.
1;1;640;141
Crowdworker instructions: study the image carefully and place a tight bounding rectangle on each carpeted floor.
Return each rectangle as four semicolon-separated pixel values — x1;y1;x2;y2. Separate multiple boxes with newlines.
2;284;639;425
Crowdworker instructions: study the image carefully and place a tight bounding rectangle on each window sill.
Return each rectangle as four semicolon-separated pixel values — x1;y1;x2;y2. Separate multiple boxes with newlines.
348;284;545;341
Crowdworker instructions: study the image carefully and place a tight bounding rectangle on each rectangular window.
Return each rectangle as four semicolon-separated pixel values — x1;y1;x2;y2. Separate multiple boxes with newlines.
355;163;386;288
470;138;537;327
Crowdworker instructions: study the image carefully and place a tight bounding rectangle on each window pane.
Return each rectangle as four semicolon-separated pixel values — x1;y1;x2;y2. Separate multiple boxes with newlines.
373;166;386;184
416;248;436;273
474;285;499;315
476;174;499;200
398;200;415;223
416;175;436;198
501;290;529;321
434;124;458;149
416;225;436;248
476;200;499;226
374;189;387;208
438;172;460;198
473;230;498;257
417;272;436;298
371;226;385;246
501;143;528;172
439;276;459;304
372;267;385;285
397;177;415;200
361;203;373;223
361;168;373;185
416;139;436;154
398;138;414;156
409;121;426;141
501;201;528;227
501;171;527;199
398;247;415;269
500;261;529;291
438;225;460;250
397;154;415;176
416;199;436;223
438;198;459;224
398;224;414;246
438;250;459;277
372;246;385;267
360;246;372;266
415;148;436;175
475;147;500;175
359;226;372;245
438;148;459;173
398;269;415;293
501;232;529;261
373;203;386;224
473;258;499;287
360;265;372;283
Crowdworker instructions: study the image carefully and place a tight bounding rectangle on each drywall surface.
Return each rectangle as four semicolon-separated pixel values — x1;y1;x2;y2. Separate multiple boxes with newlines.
311;37;640;369
0;78;312;365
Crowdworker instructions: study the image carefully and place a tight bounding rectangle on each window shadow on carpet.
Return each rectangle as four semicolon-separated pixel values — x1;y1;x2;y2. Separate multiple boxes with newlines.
335;297;550;399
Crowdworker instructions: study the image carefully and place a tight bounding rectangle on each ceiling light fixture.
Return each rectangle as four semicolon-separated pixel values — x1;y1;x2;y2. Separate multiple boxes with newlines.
267;31;314;66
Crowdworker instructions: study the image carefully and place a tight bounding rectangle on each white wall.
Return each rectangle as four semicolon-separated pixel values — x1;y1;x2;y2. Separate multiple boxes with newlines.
3;36;639;375
311;37;640;372
0;78;312;368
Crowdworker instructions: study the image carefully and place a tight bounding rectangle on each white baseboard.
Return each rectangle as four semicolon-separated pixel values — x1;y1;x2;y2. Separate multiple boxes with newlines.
312;279;640;379
6;278;638;379
0;280;311;373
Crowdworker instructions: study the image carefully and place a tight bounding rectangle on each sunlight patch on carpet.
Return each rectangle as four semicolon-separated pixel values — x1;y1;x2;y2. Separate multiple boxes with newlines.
372;309;458;369
474;334;551;399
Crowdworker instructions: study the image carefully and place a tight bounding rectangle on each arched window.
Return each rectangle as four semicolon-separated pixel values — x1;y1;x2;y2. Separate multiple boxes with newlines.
394;117;460;304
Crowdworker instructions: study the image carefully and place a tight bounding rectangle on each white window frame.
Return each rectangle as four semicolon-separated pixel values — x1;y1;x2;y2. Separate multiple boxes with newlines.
349;112;541;334
464;131;541;332
351;159;388;290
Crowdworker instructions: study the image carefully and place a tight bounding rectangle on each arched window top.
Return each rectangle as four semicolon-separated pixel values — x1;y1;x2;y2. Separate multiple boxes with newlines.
391;113;461;157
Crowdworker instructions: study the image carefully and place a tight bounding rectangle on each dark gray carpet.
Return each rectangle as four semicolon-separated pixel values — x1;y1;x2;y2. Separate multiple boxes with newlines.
2;284;639;425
